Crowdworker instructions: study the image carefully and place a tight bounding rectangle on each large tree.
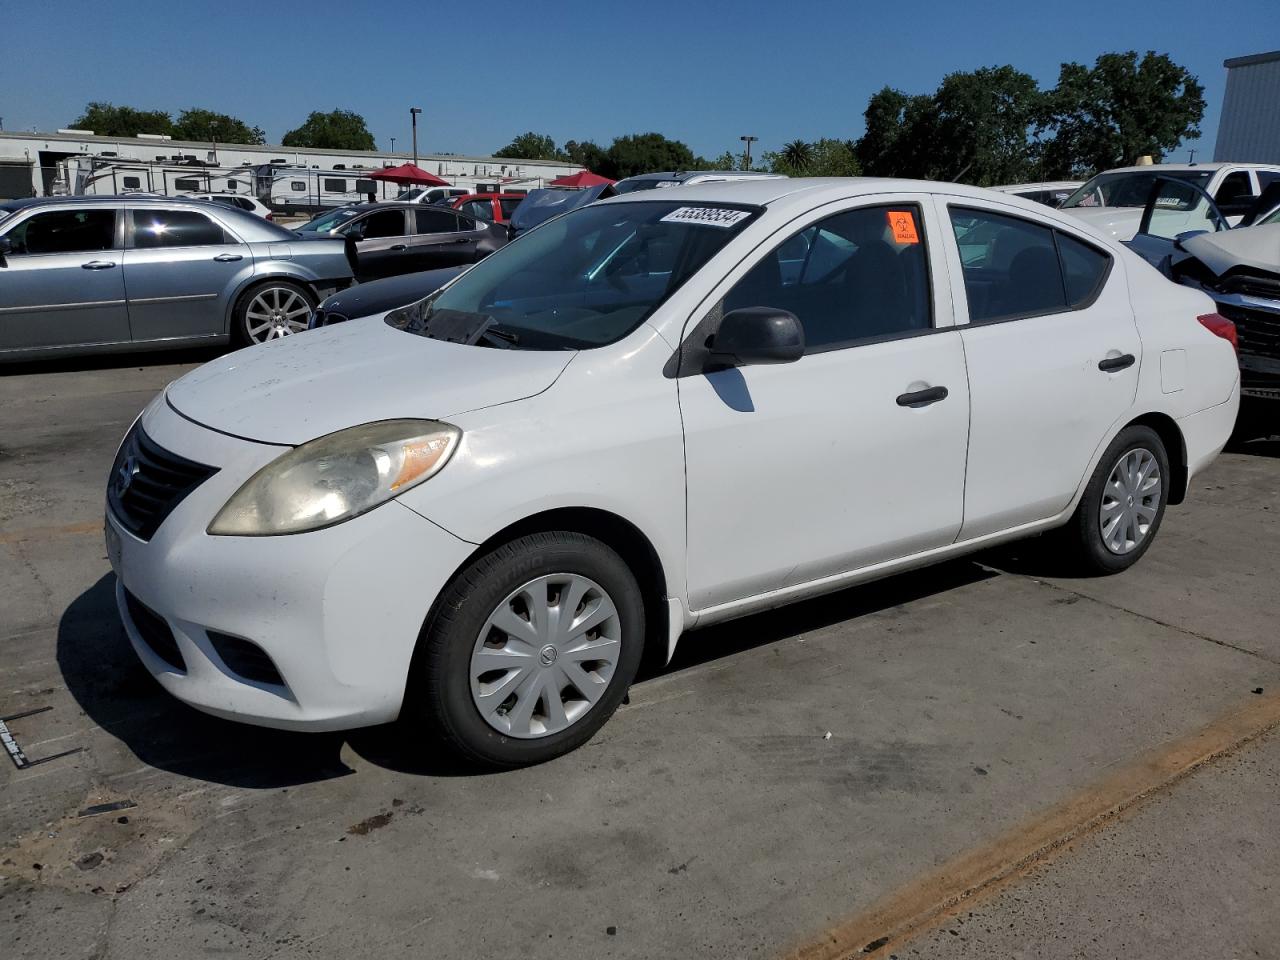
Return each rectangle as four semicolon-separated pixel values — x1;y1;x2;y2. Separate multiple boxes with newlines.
854;88;937;178
281;110;375;151
930;66;1043;185
563;139;609;173
70;102;173;138
172;108;265;144
1039;51;1205;177
601;133;697;179
768;138;860;177
495;132;563;161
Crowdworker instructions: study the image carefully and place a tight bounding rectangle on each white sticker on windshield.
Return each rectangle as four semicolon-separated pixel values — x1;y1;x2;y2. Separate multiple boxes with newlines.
659;206;751;228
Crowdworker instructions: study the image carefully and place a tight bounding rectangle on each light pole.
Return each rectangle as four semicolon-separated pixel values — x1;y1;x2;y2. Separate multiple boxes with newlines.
410;107;422;167
390;137;396;153
739;135;758;171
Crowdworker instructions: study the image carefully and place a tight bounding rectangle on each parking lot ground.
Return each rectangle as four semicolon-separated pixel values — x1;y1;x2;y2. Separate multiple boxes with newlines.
1;354;1278;960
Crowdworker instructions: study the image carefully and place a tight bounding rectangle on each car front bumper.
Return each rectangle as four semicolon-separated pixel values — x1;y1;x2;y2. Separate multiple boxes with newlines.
107;397;475;731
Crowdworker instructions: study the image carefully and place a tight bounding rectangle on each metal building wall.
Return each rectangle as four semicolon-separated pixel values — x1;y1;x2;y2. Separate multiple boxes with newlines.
1214;51;1280;163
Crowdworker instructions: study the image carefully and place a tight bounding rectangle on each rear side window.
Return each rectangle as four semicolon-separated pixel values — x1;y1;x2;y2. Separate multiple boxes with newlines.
459;199;491;221
132;209;231;248
359;210;407;238
4;209;117;255
949;208;1111;323
415;209;459;234
723;204;933;352
499;196;523;218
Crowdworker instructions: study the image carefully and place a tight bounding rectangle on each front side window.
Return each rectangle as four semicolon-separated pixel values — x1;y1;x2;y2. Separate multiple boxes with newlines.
415;209;459;234
296;207;359;234
722;205;932;352
132;209;230;248
391;200;760;350
949;208;1112;323
1213;171;1254;214
3;208;117;255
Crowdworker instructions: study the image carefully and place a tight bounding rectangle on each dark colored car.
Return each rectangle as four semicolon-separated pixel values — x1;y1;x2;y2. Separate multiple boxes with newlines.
294;202;507;282
309;267;465;328
451;192;526;224
507;183;615;236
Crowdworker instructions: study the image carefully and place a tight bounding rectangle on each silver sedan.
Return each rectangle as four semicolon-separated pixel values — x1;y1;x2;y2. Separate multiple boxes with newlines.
0;196;353;361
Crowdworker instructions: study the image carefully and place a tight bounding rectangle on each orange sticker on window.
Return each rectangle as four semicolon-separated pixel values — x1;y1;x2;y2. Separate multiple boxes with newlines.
887;211;919;244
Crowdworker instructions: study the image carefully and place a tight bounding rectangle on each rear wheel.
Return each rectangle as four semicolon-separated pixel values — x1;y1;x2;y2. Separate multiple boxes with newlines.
1058;425;1170;574
416;532;644;767
233;280;315;346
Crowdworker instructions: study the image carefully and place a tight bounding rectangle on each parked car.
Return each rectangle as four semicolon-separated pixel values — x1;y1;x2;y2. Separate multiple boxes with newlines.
106;178;1238;767
293;202;507;282
0;196;352;360
392;186;472;205
991;181;1083;208
507;183;615;236
613;169;785;193
183;192;276;220
1123;177;1280;422
309;267;465;328
451;193;526;224
1060;163;1280;240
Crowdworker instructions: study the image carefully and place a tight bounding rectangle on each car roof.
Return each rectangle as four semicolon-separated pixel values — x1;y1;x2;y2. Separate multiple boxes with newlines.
602;176;1043;208
1095;162;1280;175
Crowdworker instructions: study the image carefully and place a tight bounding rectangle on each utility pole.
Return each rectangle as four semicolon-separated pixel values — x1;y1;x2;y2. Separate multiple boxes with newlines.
739;135;758;171
410;107;422;167
390;137;396;153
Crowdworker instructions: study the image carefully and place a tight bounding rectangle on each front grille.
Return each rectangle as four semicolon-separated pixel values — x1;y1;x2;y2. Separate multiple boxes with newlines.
107;425;218;541
1216;273;1280;300
208;632;285;686
122;589;185;672
1217;302;1280;362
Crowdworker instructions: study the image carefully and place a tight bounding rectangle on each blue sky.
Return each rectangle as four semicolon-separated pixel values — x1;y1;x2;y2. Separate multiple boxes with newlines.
2;0;1269;162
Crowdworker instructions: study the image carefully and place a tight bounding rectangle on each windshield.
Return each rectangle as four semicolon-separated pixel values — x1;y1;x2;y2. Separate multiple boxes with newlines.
1062;170;1214;209
296;207;359;233
614;178;682;194
387;200;760;350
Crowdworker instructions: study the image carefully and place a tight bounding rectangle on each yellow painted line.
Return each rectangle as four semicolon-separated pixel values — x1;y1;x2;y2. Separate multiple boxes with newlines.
0;520;101;545
782;689;1280;960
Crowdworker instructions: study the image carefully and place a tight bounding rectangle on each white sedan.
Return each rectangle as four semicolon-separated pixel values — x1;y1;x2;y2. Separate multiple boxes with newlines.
106;178;1240;767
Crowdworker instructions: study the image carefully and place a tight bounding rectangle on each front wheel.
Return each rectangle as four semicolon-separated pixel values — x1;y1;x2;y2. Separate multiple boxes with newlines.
415;532;645;768
233;280;316;346
1058;425;1170;574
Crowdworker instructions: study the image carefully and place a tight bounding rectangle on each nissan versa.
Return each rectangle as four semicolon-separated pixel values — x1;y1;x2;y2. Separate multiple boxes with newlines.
106;178;1240;767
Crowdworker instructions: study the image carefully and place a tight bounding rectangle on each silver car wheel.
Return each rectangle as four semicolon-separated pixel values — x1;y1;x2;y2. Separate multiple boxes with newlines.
469;573;622;739
1099;447;1162;555
244;286;312;342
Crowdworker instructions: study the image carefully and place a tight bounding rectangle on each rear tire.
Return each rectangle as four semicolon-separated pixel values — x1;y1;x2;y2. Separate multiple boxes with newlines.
415;532;645;768
232;280;316;346
1057;425;1170;575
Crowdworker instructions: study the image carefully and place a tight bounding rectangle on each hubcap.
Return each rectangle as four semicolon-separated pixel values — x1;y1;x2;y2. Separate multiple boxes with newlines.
245;287;311;342
1099;447;1162;555
469;574;622;739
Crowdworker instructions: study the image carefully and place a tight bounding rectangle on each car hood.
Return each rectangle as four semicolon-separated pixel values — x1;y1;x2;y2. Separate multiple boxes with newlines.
1060;206;1143;239
166;317;574;445
1179;222;1280;276
319;267;465;319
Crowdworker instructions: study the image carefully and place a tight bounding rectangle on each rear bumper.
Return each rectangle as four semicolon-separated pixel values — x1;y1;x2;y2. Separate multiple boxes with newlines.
1178;383;1240;486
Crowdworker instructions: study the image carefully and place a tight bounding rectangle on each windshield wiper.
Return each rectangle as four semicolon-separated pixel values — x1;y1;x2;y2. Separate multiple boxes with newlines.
478;325;520;347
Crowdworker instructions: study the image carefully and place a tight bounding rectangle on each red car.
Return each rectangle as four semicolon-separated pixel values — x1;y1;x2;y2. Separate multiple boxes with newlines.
451;192;526;224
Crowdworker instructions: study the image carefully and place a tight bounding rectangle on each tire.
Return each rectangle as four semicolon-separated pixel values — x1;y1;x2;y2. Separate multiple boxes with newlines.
415;532;645;768
1058;425;1170;575
232;280;316;346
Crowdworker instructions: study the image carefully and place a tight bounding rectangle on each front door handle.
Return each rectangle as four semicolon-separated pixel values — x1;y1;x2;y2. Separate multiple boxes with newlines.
213;253;243;262
82;260;115;270
389;244;407;251
1098;353;1136;372
896;385;949;408
452;238;471;244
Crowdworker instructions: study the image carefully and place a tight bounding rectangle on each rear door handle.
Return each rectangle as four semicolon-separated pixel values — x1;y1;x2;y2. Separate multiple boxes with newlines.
896;386;949;408
82;260;115;270
1098;353;1136;372
213;253;243;262
452;237;471;244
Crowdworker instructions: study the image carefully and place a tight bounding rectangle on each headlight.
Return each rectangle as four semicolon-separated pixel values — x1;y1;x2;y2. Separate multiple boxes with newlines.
208;419;459;536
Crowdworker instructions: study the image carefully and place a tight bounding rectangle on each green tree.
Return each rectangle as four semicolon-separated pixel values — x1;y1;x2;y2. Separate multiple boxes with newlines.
767;139;860;177
779;139;815;173
699;150;740;171
601;132;696;179
70;102;173;138
564;139;609;172
1039;51;1205;177
854;88;936;178
172;108;265;144
281;110;375;151
930;66;1043;185
495;131;564;161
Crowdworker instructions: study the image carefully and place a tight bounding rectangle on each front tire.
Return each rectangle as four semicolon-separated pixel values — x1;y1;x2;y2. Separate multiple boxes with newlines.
233;280;316;346
1059;425;1170;574
416;532;645;768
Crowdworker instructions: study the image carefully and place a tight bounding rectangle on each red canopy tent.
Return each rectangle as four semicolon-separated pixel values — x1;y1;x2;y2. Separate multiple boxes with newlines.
368;163;451;186
549;170;615;188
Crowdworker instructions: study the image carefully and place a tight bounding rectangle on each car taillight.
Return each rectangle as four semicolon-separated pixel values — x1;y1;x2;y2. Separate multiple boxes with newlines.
265;212;275;221
1198;313;1237;355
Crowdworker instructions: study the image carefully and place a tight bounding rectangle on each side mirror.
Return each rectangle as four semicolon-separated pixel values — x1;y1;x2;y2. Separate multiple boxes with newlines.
343;227;365;242
706;307;804;370
0;235;10;265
